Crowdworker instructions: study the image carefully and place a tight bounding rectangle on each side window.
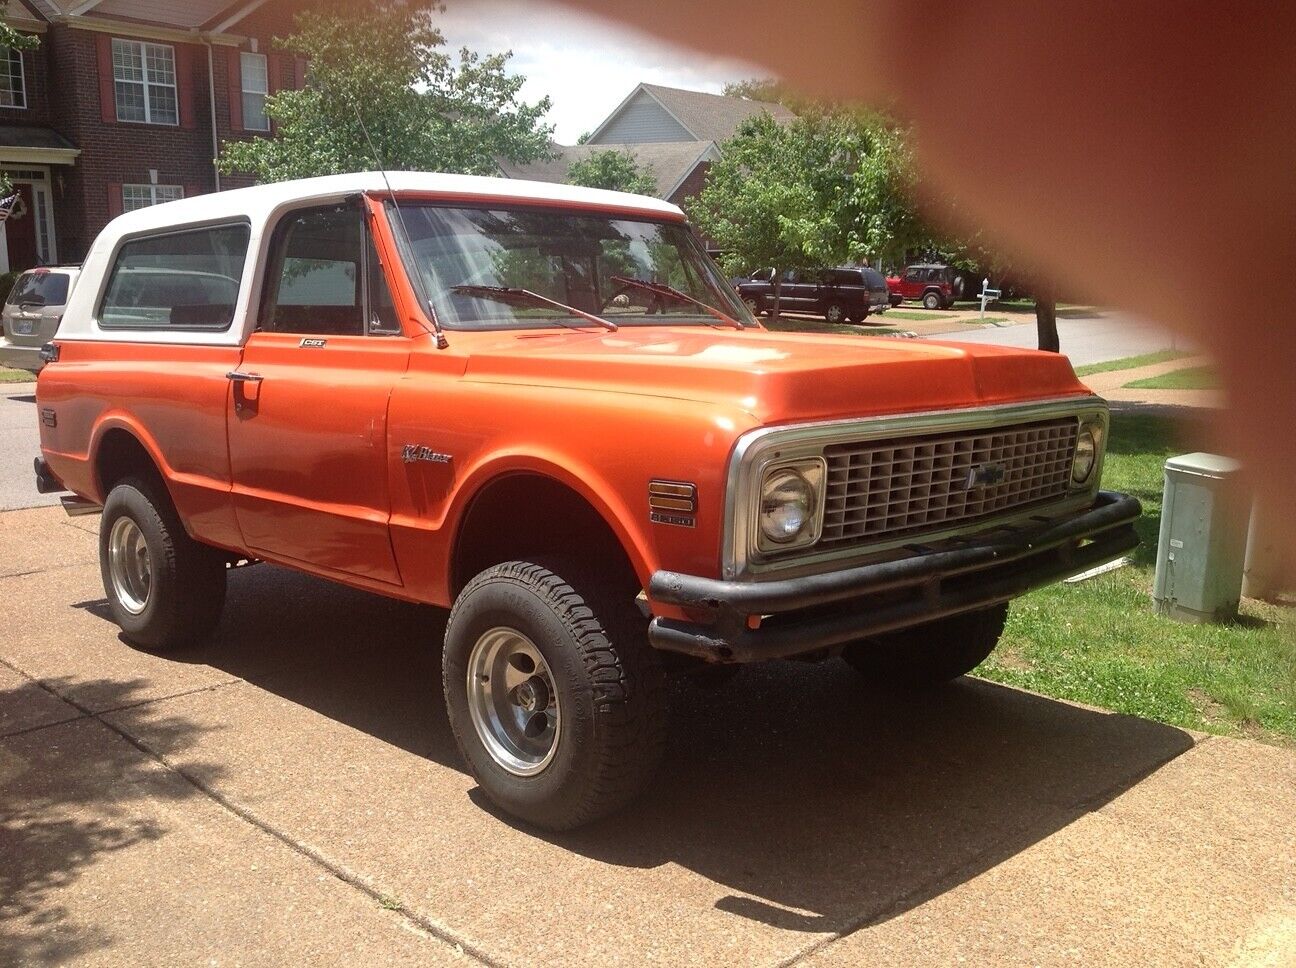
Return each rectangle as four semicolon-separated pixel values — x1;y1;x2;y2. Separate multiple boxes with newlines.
263;204;400;337
903;268;920;283
100;223;249;329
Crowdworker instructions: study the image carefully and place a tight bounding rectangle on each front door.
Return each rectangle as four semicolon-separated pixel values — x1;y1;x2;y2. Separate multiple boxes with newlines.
3;184;38;272
226;201;409;585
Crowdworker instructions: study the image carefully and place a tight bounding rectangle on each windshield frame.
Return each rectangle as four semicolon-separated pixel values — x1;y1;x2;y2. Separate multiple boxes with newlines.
384;200;757;333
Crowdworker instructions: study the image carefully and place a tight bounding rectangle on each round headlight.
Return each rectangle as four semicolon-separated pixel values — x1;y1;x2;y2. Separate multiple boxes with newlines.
759;468;812;543
1072;427;1097;484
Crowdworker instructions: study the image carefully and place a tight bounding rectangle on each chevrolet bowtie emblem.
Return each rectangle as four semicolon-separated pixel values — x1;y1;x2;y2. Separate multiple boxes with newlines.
401;445;452;465
965;462;1007;489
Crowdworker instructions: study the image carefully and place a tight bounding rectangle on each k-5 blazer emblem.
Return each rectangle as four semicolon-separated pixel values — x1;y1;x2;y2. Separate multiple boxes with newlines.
401;444;453;465
965;462;1007;489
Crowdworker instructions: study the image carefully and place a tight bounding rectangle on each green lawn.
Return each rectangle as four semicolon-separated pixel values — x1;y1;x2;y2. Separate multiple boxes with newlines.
763;317;903;337
968;316;1008;326
885;310;948;321
976;412;1295;746
0;366;35;383
1125;365;1220;391
1073;349;1190;378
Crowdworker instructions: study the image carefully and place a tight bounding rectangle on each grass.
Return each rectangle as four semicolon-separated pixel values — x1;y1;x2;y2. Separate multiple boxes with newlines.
1125;365;1220;391
1073;349;1190;378
975;411;1296;746
0;366;36;383
762;317;903;337
968;316;1008;326
885;310;948;321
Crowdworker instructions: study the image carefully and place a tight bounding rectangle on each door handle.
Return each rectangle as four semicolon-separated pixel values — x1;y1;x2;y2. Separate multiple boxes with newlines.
226;371;263;383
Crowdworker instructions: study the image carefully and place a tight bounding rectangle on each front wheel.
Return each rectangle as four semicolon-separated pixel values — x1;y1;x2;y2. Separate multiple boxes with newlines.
823;301;847;323
99;478;227;651
743;296;763;317
842;604;1008;687
443;560;667;830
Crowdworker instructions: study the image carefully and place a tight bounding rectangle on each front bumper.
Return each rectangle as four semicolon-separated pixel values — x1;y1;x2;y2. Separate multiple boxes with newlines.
647;490;1141;663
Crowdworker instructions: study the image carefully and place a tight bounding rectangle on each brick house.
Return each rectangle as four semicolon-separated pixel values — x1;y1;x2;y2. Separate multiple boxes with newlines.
0;0;312;273
501;83;795;250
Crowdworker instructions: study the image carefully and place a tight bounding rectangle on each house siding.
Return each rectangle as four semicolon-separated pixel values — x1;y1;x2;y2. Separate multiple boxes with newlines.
590;90;694;144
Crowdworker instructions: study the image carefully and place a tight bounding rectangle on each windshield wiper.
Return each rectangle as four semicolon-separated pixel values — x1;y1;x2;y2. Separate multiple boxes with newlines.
450;285;618;332
610;276;744;330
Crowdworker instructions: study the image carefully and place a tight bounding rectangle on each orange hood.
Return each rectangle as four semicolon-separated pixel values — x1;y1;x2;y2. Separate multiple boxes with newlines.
461;326;1092;424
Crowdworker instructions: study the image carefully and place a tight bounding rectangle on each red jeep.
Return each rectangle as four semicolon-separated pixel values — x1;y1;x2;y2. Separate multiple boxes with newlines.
887;264;958;310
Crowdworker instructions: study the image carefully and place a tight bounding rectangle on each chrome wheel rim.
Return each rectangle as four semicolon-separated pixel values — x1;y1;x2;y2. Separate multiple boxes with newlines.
466;627;560;776
108;516;151;615
744;297;759;315
826;304;844;322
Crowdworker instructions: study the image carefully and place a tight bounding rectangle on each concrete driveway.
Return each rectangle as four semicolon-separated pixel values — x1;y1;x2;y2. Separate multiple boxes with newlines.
2;506;1294;967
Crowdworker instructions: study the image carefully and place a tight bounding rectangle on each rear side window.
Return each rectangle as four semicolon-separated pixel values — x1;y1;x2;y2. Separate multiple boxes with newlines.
8;271;71;307
862;268;887;288
100;223;249;330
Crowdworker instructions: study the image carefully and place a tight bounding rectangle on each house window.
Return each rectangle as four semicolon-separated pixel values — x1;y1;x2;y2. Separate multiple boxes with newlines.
112;39;178;125
240;52;269;131
122;183;184;212
0;47;26;109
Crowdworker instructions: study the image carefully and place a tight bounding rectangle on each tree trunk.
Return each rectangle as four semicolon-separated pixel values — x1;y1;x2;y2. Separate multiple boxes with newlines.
771;271;782;320
1035;284;1060;353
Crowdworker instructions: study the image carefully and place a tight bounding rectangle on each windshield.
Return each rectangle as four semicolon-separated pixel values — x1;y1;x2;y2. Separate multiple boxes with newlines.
389;204;756;331
8;271;71;307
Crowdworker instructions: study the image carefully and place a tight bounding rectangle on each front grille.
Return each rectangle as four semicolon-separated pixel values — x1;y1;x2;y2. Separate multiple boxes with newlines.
820;418;1078;547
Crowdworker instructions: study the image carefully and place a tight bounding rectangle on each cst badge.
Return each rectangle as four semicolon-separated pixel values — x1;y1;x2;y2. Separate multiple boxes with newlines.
648;479;697;528
965;462;1007;489
401;444;453;465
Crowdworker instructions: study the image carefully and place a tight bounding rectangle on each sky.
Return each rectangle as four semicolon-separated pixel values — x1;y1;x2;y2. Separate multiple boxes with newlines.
437;0;766;144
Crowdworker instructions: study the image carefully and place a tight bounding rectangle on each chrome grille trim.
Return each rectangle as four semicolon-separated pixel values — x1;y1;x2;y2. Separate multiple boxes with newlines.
721;395;1109;579
819;418;1078;546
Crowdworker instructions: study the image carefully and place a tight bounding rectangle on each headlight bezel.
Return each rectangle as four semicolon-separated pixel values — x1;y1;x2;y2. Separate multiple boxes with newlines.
1070;418;1106;488
755;457;826;554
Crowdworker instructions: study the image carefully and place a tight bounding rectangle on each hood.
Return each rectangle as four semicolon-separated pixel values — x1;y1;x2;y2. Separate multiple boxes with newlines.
461;326;1092;424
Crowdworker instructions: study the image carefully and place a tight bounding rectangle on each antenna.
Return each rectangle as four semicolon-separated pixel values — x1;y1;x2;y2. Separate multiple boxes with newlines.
350;100;449;349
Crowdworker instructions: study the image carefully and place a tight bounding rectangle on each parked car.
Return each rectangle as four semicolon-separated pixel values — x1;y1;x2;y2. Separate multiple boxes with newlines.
737;266;891;323
0;266;80;372
35;172;1138;831
887;263;959;310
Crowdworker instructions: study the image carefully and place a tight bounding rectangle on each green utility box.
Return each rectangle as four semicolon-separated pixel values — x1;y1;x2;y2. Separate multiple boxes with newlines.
1152;453;1249;623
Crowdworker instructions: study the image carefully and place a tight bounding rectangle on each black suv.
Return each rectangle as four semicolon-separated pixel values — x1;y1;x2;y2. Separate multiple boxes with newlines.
736;266;891;323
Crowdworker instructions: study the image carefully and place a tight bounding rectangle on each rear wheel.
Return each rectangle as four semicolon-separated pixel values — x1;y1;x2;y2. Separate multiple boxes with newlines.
99;478;227;651
922;291;944;310
743;296;764;317
824;301;847;323
842;604;1008;687
443;560;667;830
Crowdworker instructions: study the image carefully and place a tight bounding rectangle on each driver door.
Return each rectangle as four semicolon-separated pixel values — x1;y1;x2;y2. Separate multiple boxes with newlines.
226;201;409;585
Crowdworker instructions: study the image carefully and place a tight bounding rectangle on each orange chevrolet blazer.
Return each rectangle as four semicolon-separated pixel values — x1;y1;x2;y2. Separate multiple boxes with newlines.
34;172;1139;829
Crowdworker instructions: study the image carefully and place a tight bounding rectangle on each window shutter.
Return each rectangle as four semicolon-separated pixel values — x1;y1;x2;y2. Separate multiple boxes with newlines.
176;44;196;128
268;53;282;95
107;182;122;218
227;48;243;132
96;35;116;123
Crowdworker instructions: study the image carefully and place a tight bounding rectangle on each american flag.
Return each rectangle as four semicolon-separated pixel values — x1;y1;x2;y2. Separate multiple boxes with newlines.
0;192;19;223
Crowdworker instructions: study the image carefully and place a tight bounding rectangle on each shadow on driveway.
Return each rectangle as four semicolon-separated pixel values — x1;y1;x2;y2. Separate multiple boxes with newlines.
76;563;1195;936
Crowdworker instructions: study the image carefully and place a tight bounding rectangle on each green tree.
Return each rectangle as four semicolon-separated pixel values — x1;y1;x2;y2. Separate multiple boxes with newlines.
566;149;656;195
688;108;898;316
218;0;553;182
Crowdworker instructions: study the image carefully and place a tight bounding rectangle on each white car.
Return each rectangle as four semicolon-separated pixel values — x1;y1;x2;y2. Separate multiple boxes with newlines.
0;266;81;373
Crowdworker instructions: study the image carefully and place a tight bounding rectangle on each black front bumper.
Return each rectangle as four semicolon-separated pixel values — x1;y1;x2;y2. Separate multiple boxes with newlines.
647;491;1141;663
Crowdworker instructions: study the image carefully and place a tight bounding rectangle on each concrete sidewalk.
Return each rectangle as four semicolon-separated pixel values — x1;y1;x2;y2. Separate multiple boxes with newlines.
2;506;1293;966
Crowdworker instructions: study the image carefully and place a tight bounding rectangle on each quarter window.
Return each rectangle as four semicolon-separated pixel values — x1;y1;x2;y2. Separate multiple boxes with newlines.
121;183;184;212
0;46;26;109
240;52;269;132
262;204;397;337
100;223;249;330
112;39;178;125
